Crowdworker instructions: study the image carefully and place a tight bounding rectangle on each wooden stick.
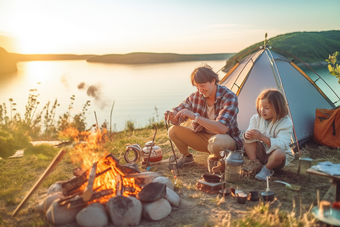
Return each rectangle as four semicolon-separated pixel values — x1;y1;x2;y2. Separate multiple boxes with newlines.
12;149;66;217
82;162;97;202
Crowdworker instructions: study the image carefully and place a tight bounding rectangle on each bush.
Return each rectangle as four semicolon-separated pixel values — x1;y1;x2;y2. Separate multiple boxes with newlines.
0;128;31;158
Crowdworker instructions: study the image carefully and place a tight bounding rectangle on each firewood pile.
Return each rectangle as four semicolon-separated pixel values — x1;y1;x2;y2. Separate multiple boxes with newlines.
36;153;180;226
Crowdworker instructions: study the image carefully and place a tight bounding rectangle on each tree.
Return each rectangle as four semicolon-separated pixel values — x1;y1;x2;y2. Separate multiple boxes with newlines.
325;51;340;84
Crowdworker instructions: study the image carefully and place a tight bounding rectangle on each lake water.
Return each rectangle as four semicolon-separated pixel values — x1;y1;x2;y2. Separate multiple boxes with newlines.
0;60;339;131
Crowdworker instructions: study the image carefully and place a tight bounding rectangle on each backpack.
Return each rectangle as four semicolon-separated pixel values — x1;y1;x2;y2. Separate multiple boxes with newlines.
313;107;340;148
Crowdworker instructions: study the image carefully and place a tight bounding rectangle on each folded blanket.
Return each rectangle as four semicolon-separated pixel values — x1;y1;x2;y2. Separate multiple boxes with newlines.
311;161;340;176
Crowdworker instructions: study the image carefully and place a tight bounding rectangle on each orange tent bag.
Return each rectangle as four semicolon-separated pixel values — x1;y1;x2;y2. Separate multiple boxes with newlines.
313;107;340;148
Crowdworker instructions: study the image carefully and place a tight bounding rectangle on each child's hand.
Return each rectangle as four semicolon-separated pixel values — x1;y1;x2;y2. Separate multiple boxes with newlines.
248;129;262;140
245;130;254;140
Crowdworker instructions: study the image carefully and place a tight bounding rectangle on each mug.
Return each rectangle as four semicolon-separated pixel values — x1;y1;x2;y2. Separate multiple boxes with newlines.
319;200;331;217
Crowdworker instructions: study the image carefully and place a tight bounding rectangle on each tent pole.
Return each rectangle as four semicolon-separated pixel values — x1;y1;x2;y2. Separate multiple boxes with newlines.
267;49;301;157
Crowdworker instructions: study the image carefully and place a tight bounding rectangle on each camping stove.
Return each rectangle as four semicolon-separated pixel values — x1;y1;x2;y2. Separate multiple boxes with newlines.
196;179;224;194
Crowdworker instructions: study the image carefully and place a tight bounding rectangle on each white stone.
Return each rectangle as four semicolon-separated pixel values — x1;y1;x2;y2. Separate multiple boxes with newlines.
165;187;180;207
152;176;174;190
142;198;171;221
107;195;142;227
46;199;83;225
47;182;63;195
36;194;65;213
76;203;108;227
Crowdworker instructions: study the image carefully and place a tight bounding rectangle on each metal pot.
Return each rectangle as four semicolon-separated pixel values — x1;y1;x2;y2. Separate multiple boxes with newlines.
261;190;275;202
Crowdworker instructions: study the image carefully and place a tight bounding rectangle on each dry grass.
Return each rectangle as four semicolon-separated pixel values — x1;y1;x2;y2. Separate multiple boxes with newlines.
0;127;339;227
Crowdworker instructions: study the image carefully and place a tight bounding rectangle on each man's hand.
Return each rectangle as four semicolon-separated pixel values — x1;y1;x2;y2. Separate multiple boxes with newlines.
174;109;195;122
164;110;177;124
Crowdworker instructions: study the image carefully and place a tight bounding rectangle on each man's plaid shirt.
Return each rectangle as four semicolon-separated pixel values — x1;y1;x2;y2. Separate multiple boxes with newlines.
172;84;243;150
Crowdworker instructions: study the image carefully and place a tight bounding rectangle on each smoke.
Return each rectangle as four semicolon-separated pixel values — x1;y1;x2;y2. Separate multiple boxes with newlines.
77;82;109;109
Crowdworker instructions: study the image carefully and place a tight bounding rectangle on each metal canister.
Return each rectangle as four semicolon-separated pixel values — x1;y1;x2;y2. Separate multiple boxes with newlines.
224;150;244;183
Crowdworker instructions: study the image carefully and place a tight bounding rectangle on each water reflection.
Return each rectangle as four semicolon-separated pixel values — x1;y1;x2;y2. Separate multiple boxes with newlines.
0;61;338;131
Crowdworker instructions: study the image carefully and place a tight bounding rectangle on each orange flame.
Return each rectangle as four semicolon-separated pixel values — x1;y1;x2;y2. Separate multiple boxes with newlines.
63;127;141;202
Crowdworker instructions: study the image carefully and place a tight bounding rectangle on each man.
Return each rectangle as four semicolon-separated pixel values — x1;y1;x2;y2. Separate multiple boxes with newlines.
164;64;243;173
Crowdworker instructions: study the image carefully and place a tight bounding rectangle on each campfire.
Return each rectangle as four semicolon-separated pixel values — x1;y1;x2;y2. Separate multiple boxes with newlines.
15;127;180;226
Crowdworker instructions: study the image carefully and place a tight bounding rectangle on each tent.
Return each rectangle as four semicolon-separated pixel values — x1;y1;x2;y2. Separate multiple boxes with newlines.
219;46;340;149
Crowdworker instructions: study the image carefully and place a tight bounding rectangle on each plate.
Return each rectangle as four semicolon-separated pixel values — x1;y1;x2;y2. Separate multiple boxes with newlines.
311;206;340;226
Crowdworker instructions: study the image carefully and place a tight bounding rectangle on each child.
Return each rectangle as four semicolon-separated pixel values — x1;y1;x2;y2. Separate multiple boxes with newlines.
242;89;295;180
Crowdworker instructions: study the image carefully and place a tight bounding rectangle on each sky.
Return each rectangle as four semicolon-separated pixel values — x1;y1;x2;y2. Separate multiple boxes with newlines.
0;0;339;55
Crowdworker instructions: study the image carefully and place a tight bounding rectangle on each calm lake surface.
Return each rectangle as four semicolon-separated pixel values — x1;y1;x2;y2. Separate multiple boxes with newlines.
0;60;339;131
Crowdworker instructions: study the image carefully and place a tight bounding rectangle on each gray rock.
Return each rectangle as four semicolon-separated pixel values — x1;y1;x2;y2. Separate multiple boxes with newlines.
137;182;166;202
142;198;171;221
47;182;63;195
152;176;174;190
46;199;84;225
37;194;65;213
165;187;180;207
106;195;142;227
76;203;108;227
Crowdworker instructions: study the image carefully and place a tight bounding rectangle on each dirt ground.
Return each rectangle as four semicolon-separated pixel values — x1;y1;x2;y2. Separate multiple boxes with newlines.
2;141;338;227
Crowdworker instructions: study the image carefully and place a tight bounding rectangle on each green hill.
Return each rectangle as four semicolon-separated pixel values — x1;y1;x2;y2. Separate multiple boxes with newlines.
86;52;234;64
226;30;340;67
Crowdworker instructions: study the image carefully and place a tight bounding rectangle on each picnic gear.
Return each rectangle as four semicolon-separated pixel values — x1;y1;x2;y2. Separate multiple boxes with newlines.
212;161;225;174
319;200;331;217
313;107;340;148
311;206;340;226
201;174;221;183
255;166;274;181
242;159;262;174
165;117;180;175
248;191;260;201
144;124;158;169
261;176;275;202
236;193;247;204
274;180;301;191
224;150;244;182
219;46;339;153
196;179;224;194
141;141;163;165
207;156;219;173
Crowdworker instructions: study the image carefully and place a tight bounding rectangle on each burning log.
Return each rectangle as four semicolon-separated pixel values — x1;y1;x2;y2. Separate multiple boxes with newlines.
83;162;97;202
60;167;111;196
61;189;114;209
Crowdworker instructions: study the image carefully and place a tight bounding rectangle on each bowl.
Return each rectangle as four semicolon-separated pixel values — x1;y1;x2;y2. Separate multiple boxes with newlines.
219;189;231;196
201;174;221;183
261;190;275;202
236;193;247;204
248;191;259;201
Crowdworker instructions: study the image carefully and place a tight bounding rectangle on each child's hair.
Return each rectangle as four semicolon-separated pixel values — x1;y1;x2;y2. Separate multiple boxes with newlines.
256;89;288;122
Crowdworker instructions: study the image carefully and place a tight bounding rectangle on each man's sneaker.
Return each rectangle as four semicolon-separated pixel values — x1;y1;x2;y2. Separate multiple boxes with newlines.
178;154;194;166
207;155;219;173
212;161;225;174
255;166;274;180
242;159;262;174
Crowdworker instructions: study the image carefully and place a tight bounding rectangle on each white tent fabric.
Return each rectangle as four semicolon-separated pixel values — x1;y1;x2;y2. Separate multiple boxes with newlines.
220;47;336;146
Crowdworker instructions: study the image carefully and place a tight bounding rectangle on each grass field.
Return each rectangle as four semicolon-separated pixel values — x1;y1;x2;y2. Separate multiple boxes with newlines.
0;126;339;227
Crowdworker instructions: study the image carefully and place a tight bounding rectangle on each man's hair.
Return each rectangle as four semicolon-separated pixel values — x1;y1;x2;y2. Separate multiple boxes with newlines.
256;89;288;122
191;63;219;85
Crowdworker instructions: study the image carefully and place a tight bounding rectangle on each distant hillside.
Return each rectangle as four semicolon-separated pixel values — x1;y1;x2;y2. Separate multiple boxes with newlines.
0;47;17;74
86;52;235;64
227;30;340;65
10;53;95;61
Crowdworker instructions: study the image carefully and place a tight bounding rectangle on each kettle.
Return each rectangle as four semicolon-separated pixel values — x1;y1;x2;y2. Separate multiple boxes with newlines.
224;150;244;183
